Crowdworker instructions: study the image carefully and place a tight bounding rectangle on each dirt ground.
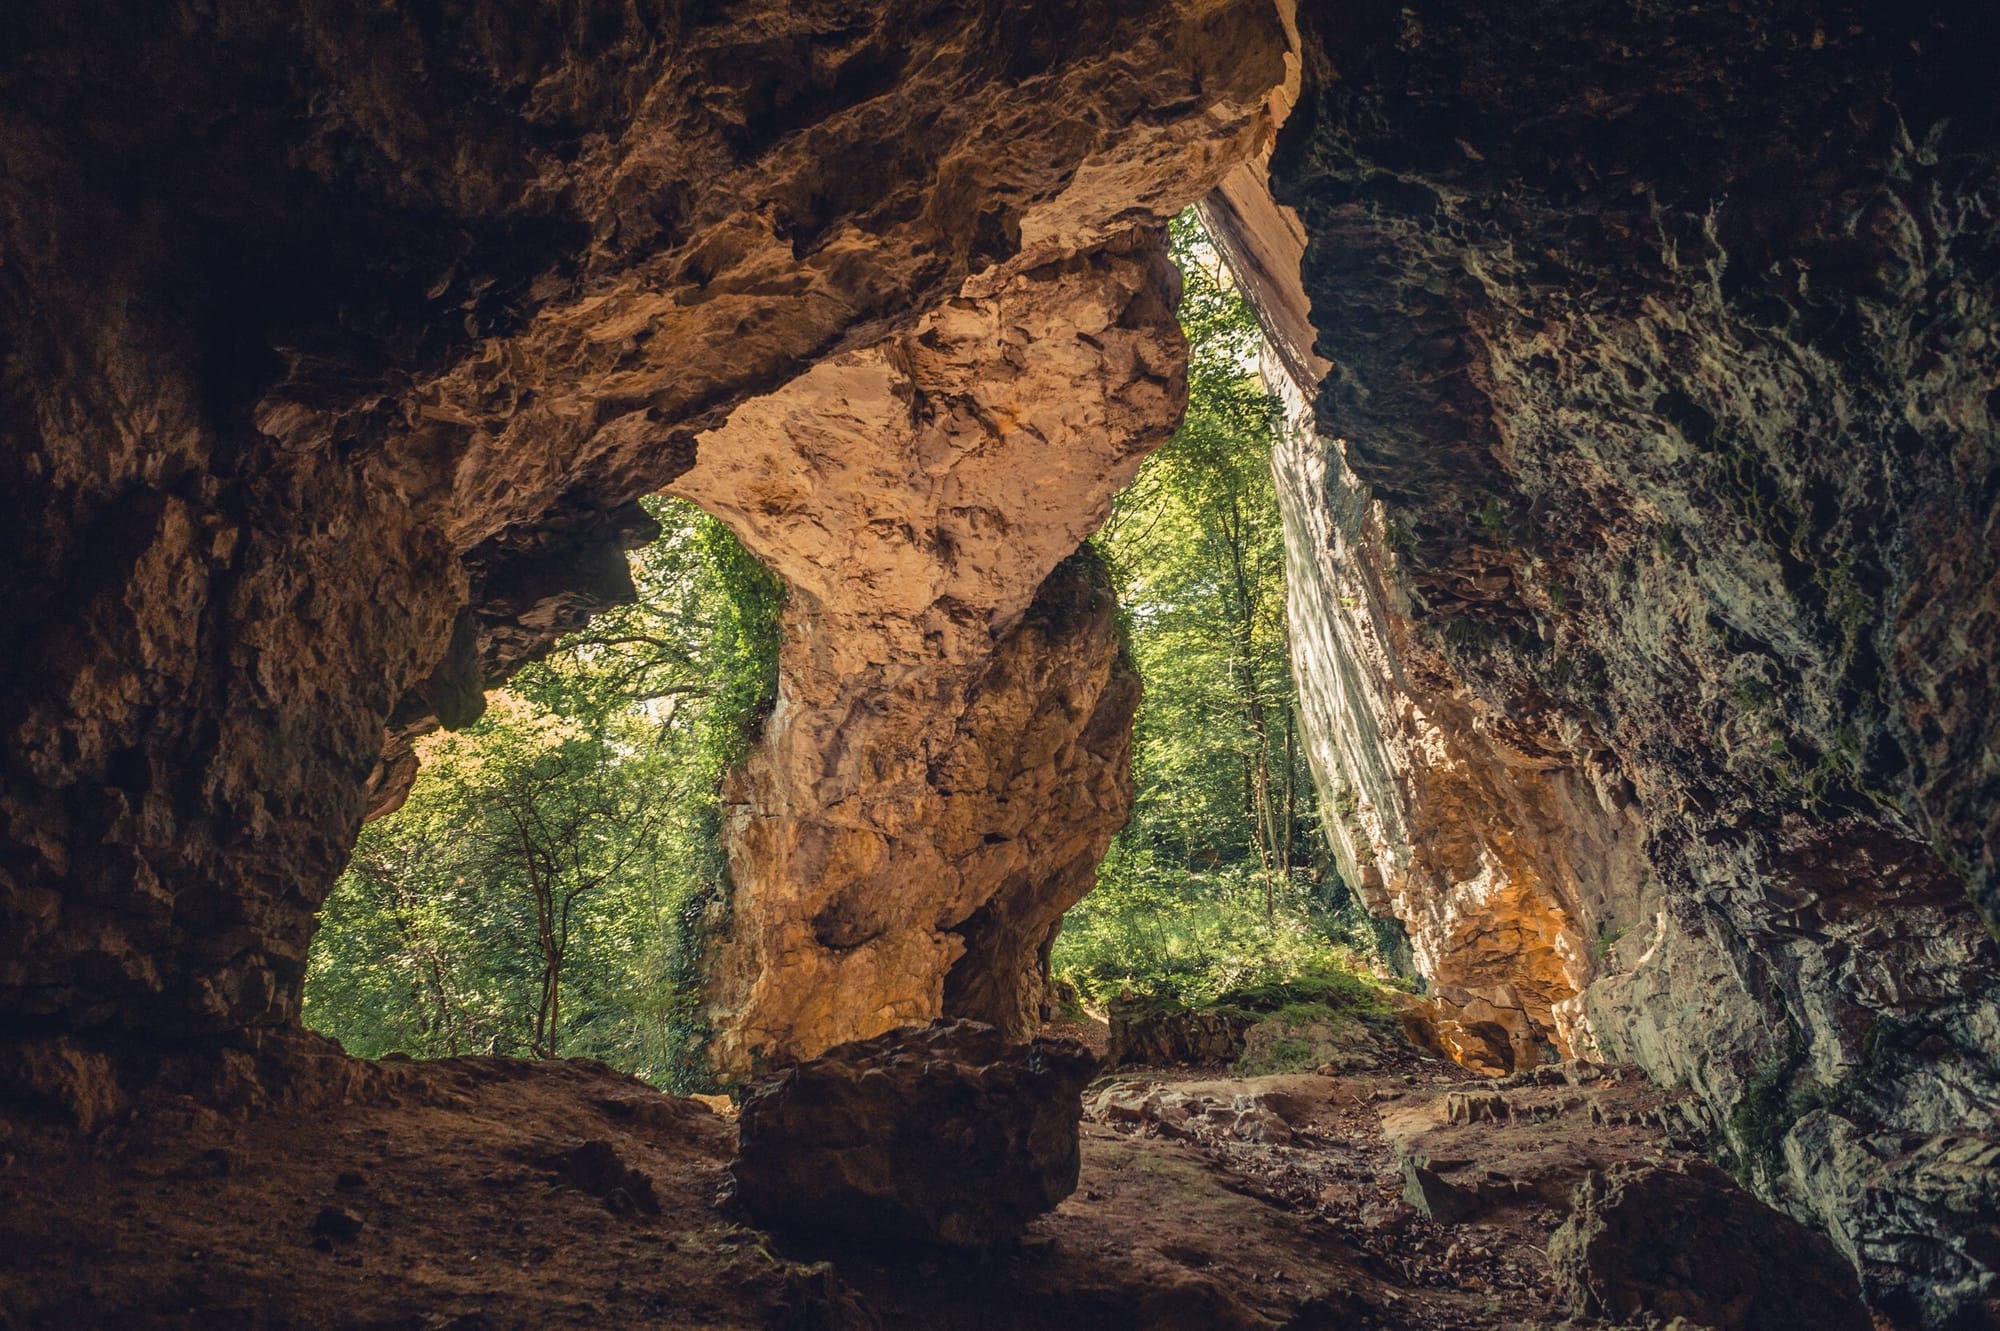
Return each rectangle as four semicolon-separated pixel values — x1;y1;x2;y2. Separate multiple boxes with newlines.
0;1035;1723;1331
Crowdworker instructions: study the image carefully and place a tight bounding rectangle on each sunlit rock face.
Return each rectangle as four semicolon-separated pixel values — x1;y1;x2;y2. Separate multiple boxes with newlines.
1203;163;1647;1080
1238;1;2000;1321
669;18;1297;1073
669;244;1181;1073
0;0;1288;1102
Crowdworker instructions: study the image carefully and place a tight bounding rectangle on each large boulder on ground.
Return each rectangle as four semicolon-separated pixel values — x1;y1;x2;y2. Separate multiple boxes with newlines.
1549;1159;1870;1331
730;1020;1097;1249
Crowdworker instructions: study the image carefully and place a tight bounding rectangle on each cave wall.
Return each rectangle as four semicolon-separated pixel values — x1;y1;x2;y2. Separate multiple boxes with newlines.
8;2;1996;1320
662;6;1294;1074
0;0;1288;1107
1242;0;2000;1321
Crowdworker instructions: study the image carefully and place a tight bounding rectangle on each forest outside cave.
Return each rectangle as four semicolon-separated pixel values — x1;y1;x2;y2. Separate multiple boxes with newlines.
301;213;1405;1092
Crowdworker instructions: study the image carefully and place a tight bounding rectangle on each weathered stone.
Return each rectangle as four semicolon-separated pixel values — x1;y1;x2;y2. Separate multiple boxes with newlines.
730;1020;1097;1249
1427;985;1549;1078
1208;2;2000;1318
1086;1075;1325;1149
1444;1093;1509;1127
1550;1160;1870;1331
5;4;2000;1325
536;1139;661;1217
706;544;1142;1076
0;0;1290;1058
682;0;1298;1070
1105;1000;1254;1070
1784;1108;2000;1329
1239;1010;1386;1074
1398;1154;1490;1225
1229;1105;1292;1145
1383;1063;1709;1227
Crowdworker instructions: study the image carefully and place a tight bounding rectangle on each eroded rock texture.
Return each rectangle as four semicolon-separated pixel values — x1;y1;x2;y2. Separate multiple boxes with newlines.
672;248;1181;1072
731;1019;1097;1248
1231;1;2000;1321
0;0;1288;1101
666;7;1294;1074
1550;1158;1871;1331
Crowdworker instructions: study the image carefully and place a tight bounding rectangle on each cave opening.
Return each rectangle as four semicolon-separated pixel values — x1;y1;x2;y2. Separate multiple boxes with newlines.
303;497;778;1089
297;207;1400;1098
1044;209;1413;1064
4;0;1998;1326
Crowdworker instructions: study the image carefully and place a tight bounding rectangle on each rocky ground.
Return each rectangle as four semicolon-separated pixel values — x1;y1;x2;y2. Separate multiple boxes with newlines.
0;1031;1875;1330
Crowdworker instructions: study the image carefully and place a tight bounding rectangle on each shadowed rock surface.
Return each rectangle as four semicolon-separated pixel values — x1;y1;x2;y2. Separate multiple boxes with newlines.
1107;1000;1257;1070
730;1020;1097;1249
3;0;2000;1325
1550;1158;1871;1331
0;1006;1879;1331
1191;2;2000;1320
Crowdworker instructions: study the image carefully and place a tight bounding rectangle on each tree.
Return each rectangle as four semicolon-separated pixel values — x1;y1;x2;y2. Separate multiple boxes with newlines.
1054;212;1375;1006
302;498;782;1089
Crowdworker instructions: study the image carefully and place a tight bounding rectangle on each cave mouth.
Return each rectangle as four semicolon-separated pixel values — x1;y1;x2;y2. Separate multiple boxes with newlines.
301;496;777;1089
296;208;1413;1101
5;0;1998;1325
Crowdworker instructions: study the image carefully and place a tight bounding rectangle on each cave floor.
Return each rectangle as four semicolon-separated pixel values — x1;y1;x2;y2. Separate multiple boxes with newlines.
0;1044;1713;1330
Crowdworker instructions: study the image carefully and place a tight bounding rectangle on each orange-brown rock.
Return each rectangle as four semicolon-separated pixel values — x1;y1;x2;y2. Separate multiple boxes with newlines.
704;545;1141;1073
0;0;1289;1067
670;236;1186;1069
1206;171;1632;1077
670;240;1185;1071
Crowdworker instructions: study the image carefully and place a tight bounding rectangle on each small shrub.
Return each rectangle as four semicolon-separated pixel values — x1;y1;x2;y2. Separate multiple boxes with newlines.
1237;1035;1316;1076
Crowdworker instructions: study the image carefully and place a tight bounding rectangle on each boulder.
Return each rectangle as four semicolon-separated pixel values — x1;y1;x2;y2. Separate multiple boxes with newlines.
1086;1078;1312;1147
1549;1159;1870;1331
730;1020;1096;1249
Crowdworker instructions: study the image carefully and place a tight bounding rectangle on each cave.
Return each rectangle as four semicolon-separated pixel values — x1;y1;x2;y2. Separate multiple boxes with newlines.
2;0;1996;1327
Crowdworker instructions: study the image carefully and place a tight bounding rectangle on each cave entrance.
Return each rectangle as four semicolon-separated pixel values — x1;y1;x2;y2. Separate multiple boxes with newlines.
1042;209;1409;1073
303;499;779;1093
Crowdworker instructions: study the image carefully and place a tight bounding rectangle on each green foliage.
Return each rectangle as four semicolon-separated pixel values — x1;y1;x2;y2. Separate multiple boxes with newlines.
1724;1015;1920;1188
1725;1038;1809;1187
303;499;781;1091
311;209;1401;1087
1218;963;1401;1021
1054;211;1393;1011
1236;1035;1316;1075
1058;847;1387;1009
1442;614;1495;654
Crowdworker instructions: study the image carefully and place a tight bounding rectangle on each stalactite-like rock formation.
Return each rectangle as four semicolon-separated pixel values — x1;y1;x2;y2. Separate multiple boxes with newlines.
1229;1;2000;1321
674;242;1170;1074
0;0;1289;1114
